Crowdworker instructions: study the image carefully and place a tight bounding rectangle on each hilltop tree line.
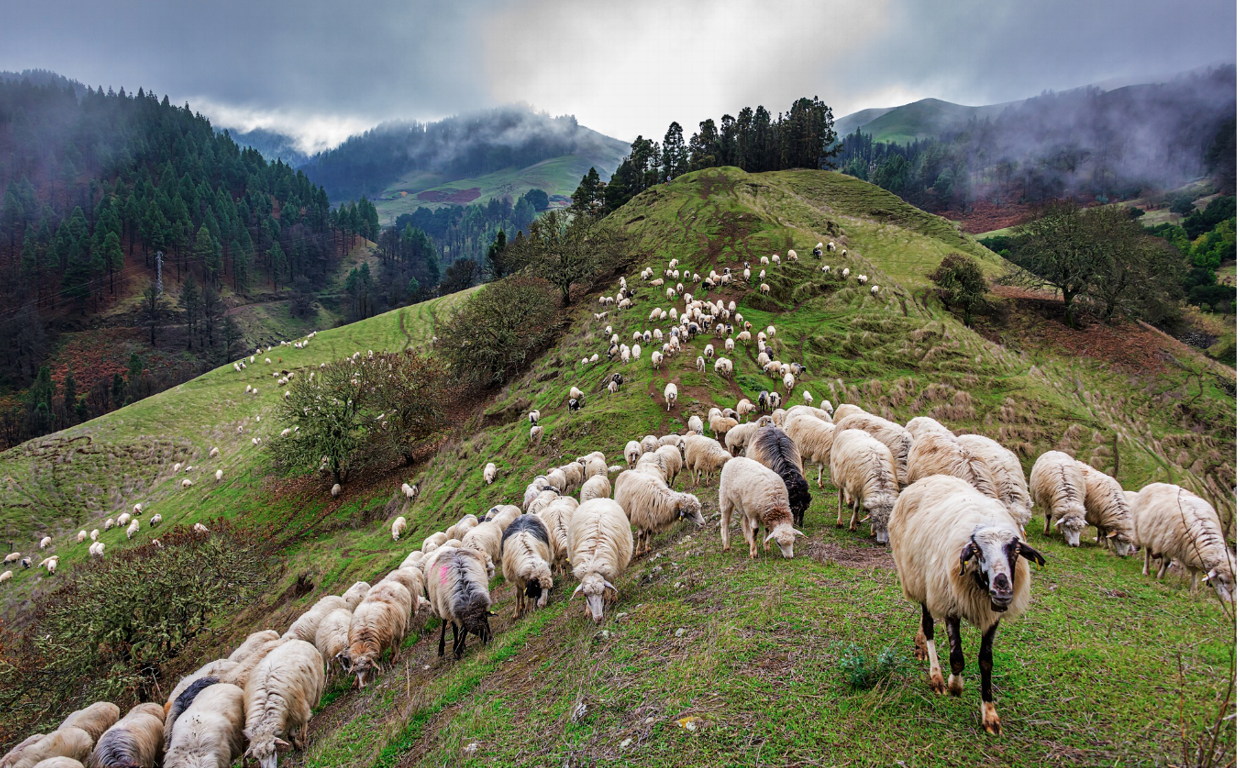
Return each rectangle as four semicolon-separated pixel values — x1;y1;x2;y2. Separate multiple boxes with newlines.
573;97;840;216
839;66;1236;212
0;77;373;448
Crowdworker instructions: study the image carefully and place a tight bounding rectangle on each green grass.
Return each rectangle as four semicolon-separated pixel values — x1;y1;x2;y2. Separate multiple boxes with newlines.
2;167;1233;766
836;98;1011;146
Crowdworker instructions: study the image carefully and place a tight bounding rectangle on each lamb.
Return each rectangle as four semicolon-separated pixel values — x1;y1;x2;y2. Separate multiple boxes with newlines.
241;639;325;768
684;435;731;485
745;427;813;528
1074;462;1137;556
834;412;913;486
391;516;407;541
163;683;246;768
663;382;678;411
567;499;633;623
500;515;555;617
1132;483;1235;601
829;429;899;542
530;425;544;446
347;582;410;686
718;457;802;558
580;475;611;503
783;411;836;487
1029;451;1088;546
6;728;93;768
614;469;703;556
888;475;1046;735
483;463;498;485
341;581;371;609
90;703;164;768
427;547;494;658
624;441;642;468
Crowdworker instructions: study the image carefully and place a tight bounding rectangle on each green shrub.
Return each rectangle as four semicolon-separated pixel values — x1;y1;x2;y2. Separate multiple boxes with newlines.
837;643;901;690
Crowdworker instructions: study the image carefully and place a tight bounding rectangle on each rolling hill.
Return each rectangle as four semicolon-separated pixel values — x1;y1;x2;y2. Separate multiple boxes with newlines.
835;97;1013;145
0;168;1233;765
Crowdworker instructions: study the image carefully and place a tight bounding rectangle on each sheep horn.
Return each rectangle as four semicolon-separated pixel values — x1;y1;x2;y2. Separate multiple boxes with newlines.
793;529;806;537
1107;530;1118;538
570;583;583;599
764;531;777;543
603;580;618;597
1052;518;1061;529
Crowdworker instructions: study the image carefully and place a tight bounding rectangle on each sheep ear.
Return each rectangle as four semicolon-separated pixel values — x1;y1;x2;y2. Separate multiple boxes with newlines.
793;529;806;537
1106;530;1118;538
603;580;618;597
1018;542;1046;568
570;583;583;599
959;543;977;575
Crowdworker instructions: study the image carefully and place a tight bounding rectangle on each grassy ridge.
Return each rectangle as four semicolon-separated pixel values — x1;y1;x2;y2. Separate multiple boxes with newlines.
1;168;1233;765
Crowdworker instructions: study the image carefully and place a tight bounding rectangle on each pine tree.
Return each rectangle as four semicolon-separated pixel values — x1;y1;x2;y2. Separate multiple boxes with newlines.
180;274;200;350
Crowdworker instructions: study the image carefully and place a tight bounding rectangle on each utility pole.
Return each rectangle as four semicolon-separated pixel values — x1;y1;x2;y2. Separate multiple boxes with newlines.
156;251;163;295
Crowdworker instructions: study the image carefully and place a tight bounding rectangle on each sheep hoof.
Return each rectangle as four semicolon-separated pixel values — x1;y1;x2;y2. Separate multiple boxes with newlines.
948;674;964;697
913;637;927;661
981;702;1002;735
929;672;947;695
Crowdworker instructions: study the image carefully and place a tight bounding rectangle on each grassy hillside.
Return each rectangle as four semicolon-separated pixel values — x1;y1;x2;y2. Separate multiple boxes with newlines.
836;98;1011;145
373;154;620;224
1;168;1233;765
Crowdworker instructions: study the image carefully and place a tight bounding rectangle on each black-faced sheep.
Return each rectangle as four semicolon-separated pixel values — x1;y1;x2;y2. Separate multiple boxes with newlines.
427;547;493;658
888;475;1046;735
500;515;555;617
718;457;802;558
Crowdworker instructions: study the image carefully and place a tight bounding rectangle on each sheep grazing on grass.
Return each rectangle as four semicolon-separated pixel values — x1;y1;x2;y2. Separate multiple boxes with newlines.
714;357;733;376
501;515;555;617
528;410;540;425
1133;483;1235;600
834;411;913;486
1030;451;1088;547
888;475;1046;735
163;683;246;768
428;547;494;659
89;542;105;558
530;425;544;446
7;728;94;768
907;429;998;504
568;499;633;623
1072;462;1137;556
330;483;341;498
150;515;162;527
401;482;418;500
348;582;411;687
193;523;209;534
38;536;51;550
746;427;812;528
0;570;10;584
5;552;22;565
483;462;498;485
614;469;703;556
77;530;87;543
391;516;407;541
285;596;350;645
39;556;58;574
90;703;164;768
830;429;899;542
718;457;802;559
314;606;354;674
783;410;836;487
105;518;115;531
126;520;140;540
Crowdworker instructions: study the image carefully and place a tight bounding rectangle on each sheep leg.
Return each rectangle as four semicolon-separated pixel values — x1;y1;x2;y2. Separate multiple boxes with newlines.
836;488;844;528
817;464;823;488
848;499;860;532
743;518;758;559
1156;558;1169;579
1043;514;1051;535
438;619;447;657
1143;548;1151;576
945;616;965;697
1190;569;1199;594
921;605;946;694
979;623;1001;735
720;497;732;551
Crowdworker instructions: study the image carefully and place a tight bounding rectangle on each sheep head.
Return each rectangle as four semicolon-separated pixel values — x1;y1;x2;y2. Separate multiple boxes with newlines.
958;527;1046;612
245;733;291;768
677;495;705;527
572;573;617;623
763;522;804;558
863;494;897;545
1204;562;1235;603
1051;510;1087;547
1108;530;1136;558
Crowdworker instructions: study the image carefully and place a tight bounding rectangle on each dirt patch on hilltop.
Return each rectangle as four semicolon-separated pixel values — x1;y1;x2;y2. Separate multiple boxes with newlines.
808;538;894;570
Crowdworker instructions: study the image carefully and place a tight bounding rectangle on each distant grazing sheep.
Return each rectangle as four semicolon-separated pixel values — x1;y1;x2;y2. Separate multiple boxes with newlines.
391;516;407;541
483;463;498;485
530;425;544;446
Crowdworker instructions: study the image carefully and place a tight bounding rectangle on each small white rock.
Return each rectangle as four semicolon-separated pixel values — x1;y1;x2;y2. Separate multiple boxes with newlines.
619;738;632;748
675;628;686;637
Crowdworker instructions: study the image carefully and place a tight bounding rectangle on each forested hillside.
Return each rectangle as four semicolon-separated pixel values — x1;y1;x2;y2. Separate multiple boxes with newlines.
0;76;374;449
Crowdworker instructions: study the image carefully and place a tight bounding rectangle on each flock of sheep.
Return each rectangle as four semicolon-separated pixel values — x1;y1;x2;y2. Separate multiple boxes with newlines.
2;242;1234;761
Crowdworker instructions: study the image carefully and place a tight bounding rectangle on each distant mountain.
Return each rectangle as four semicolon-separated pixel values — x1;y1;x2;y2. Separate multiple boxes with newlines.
224;127;309;167
836;98;1014;145
0;69;88;96
300;105;630;204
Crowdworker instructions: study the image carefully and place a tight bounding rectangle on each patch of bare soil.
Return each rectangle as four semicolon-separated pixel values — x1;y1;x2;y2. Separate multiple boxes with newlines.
417;187;481;204
808;538;895;570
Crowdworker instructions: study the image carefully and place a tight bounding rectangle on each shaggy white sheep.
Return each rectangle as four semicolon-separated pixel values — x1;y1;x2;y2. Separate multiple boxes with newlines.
1030;451;1087;546
663;382;678;411
1133;483;1235;600
718;457;802;558
957;434;1033;531
391;516;407;541
889;474;1045;735
567;499;633;623
829;429;899;542
483;462;498;485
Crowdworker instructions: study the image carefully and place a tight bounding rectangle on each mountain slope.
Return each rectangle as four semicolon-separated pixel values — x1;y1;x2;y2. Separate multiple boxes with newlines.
836;97;1012;144
1;169;1233;765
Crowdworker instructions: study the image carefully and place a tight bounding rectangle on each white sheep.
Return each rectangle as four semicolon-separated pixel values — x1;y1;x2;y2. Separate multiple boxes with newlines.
906;429;998;502
91;703;165;768
834;411;914;486
760;283;770;294
483;462;498;485
391;516;407;541
77;530;87;543
783;410;836;487
500;515;555;617
614;469;703;555
1030;451;1087;546
829;429;899;542
687;415;704;435
714;357;733;376
347;583;411;686
568;499;633;623
652;350;663;369
958;434;1033;531
150;514;162;527
330;483;341;497
1133;483;1235;600
888;474;1046;735
38;536;51;550
242;639;326;767
663;382;678;411
1076;462;1136;555
126;519;140;540
718;457;802;558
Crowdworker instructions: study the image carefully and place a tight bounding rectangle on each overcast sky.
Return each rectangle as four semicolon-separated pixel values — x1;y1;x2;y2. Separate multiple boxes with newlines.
3;0;1235;152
